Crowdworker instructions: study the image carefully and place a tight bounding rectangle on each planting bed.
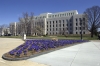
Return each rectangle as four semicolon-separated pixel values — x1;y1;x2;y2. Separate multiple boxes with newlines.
2;39;88;61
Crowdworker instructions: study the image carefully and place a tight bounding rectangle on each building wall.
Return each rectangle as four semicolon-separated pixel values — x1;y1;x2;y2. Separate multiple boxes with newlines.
9;10;89;36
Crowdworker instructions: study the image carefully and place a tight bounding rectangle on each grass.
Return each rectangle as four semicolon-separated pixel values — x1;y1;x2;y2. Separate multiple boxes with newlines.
0;35;98;40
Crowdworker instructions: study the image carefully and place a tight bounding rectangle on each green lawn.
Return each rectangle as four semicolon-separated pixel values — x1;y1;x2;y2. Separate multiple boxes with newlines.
0;35;98;40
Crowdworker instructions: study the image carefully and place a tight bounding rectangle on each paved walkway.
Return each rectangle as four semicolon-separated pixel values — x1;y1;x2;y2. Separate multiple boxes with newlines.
28;40;100;66
0;38;100;66
0;38;47;66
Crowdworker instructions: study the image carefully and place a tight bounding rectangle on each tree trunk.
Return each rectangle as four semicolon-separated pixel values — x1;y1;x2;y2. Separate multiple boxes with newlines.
91;28;94;38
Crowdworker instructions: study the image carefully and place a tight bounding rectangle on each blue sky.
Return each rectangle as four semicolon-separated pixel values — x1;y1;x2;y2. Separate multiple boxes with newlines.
0;0;100;25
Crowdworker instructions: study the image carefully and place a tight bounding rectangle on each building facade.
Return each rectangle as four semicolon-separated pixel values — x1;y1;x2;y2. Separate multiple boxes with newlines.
10;10;89;36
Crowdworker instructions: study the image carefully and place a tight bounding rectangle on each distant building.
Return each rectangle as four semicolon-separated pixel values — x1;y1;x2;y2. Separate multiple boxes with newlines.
10;10;89;36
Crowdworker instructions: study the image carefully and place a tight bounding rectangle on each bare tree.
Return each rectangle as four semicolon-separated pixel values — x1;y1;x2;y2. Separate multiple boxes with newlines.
0;24;8;36
84;6;100;37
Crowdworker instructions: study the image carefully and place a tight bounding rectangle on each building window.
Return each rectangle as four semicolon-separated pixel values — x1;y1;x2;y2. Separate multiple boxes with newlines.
53;32;54;35
70;23;72;26
69;13;70;16
76;18;77;21
50;32;51;35
71;13;72;15
59;24;61;27
83;32;85;34
50;29;51;31
76;32;77;34
47;25;48;27
53;25;54;27
80;27;81;30
56;28;57;31
63;24;64;27
76;27;77;30
66;19;68;22
56;21;57;23
59;28;61;31
70;32;72;34
65;14;66;16
56;24;57;27
60;14;62;17
59;20;61;23
70;19;72;22
55;15;57;17
52;15;54;17
83;18;85;21
76;23;78;26
79;18;81;22
70;28;72;30
53;21;54;24
80;32;81;34
63;28;64;30
53;28;54;31
47;21;48;24
50;21;51;24
50;25;51;27
67;28;68;30
63;20;64;23
58;14;59;17
47;29;48;31
83;27;85;30
67;24;68;26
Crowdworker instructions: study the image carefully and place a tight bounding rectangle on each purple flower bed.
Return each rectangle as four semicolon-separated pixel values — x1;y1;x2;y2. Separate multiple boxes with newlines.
3;39;88;60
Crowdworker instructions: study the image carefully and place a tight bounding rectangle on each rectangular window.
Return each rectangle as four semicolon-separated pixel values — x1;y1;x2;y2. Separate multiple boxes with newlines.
83;27;85;30
83;18;85;21
47;21;48;24
66;19;68;22
76;23;78;26
80;27;81;30
83;32;85;34
56;21;57;23
47;29;48;31
76;27;77;30
63;28;64;30
76;18;77;21
70;19;72;22
59;20;61;23
50;25;51;27
63;20;64;23
56;24;57;27
53;21;54;24
56;28;57;31
50;21;51;24
59;24;61;27
67;24;68;26
53;28;54;31
63;24;64;27
70;23;72;26
76;32;77;34
53;25;54;27
50;29;51;31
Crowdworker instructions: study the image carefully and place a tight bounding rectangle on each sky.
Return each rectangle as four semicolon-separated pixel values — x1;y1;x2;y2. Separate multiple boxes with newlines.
0;0;100;25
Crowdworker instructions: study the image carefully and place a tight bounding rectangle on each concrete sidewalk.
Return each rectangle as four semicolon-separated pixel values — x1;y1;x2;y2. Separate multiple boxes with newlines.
28;41;100;66
0;38;47;66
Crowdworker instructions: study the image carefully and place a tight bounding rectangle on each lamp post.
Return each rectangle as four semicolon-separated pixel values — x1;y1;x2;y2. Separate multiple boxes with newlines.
80;19;83;40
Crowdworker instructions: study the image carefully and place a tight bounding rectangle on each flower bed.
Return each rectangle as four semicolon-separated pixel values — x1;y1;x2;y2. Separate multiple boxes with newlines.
2;39;88;61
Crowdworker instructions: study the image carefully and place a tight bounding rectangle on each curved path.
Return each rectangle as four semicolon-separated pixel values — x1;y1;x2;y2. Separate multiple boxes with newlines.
0;38;47;66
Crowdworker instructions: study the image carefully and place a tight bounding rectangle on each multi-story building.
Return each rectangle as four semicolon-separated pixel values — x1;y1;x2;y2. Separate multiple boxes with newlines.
10;10;89;36
9;22;17;36
34;10;89;35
